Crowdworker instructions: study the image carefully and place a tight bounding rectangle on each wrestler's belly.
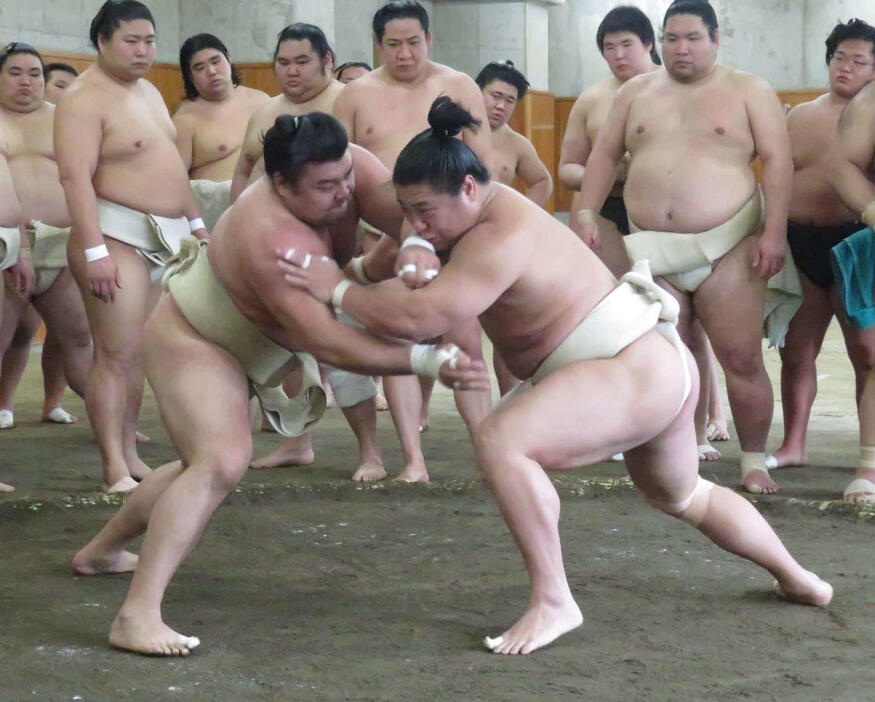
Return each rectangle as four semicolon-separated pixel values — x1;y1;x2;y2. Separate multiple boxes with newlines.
10;160;71;227
624;150;756;232
789;171;858;226
94;160;194;218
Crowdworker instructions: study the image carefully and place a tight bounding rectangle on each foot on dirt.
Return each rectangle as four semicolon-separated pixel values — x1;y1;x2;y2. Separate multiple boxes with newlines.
484;597;583;655
706;420;730;442
773;570;833;607
0;409;14;429
0;481;14;492
764;449;807;470
43;406;77;424
251;437;315;469
109;612;199;656
135;431;151;444
72;547;138;575
102;477;138;494
742;469;779;495
698;444;721;461
351;460;387;482
394;460;429;483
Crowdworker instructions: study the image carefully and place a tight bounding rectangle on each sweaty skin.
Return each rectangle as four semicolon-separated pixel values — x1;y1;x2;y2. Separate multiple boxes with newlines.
578;14;792;495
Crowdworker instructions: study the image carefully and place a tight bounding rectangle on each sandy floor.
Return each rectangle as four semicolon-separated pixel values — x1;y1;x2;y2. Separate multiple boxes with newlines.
2;323;873;701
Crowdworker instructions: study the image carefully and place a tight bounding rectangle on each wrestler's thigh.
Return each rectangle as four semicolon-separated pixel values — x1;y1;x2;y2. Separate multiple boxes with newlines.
82;242;151;356
780;272;832;361
0;283;28;351
484;343;688;469
145;301;252;466
693;237;766;352
33;269;90;342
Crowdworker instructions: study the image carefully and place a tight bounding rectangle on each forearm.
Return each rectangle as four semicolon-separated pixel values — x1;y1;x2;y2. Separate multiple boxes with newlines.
527;176;553;208
229;157;253;203
340;281;449;341
832;159;875;222
759;157;792;240
60;174;103;247
578;148;619;213
558;163;585;191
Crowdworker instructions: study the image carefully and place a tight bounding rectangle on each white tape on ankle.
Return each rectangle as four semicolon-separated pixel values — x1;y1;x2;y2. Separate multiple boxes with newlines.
740;451;767;478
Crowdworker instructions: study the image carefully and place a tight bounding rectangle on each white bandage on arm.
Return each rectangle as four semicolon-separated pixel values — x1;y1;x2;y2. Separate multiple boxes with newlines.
410;343;459;379
400;235;435;254
84;244;110;262
188;217;205;232
862;201;875;229
350;256;371;284
331;279;353;311
577;209;597;225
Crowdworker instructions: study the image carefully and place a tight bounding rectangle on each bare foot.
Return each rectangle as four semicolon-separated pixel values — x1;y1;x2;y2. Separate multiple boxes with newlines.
706;419;730;442
698;444;721;462
109;610;199;656
484;596;583;655
128;459;152;482
774;570;833;607
843;471;875;503
0;481;14;492
135;431;151;444
395;460;429;483
42;406;77;424
764;448;807;469
251;436;315;469
374;393;389;411
72;546;138;575
742;469;779;495
351;460;387;482
102;477;138;494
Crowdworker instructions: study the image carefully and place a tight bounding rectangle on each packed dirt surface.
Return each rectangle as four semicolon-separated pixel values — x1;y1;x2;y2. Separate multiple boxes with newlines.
2;326;873;701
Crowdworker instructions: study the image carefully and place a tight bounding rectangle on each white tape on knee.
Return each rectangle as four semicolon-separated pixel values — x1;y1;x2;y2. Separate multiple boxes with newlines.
647;476;714;527
410;343;459;379
861;445;875;469
740;451;767;478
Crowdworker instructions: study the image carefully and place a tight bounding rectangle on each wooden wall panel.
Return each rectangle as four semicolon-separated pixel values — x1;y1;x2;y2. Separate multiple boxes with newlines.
507;89;556;213
236;63;280;97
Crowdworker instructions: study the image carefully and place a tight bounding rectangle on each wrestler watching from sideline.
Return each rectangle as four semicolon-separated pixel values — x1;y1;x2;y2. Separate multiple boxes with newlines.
230;23;342;202
72;112;486;657
335;61;371;84
55;0;209;493
559;4;660;276
43;62;78;104
770;19;875;472
333;0;494;481
173;34;269;230
0;44;32;493
0;44;92;430
577;0;798;494
281;97;833;655
475;59;552;395
828;55;875;503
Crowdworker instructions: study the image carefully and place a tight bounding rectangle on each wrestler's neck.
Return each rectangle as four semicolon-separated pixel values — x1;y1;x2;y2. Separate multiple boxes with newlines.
96;57;142;87
285;76;332;105
672;62;719;87
199;84;234;104
384;61;433;87
0;99;43;117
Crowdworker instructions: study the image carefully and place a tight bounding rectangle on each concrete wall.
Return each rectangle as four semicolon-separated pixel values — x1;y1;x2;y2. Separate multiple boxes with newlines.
548;0;875;97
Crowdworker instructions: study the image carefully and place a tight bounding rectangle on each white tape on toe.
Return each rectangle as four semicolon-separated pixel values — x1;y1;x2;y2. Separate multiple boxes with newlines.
283;248;295;262
47;407;75;424
424;268;438;280
0;409;13;429
301;253;311;270
179;635;200;650
484;635;503;650
398;263;417;277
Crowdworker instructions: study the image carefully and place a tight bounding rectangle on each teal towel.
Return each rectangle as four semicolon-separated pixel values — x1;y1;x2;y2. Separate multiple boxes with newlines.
831;226;875;329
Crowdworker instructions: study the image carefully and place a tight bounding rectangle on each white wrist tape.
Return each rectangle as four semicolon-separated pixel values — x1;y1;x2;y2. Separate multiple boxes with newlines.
85;244;110;262
188;217;205;232
400;235;435;254
410;343;459;379
350;256;371;284
331;279;353;310
862;201;875;229
577;209;597;225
